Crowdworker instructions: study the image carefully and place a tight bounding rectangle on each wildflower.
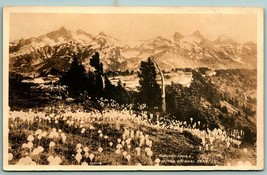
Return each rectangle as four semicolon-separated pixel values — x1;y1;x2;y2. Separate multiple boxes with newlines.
16;156;36;165
60;133;67;143
76;143;82;149
8;153;13;161
22;143;28;148
109;142;113;147
127;145;131;150
89;153;95;161
75;153;82;164
77;148;82;153
37;135;42;140
35;129;42;136
155;158;160;164
81;162;88;166
81;128;86;134
47;155;62;165
126;155;131;162
116;144;122;149
98;130;102;134
83;147;89;152
32;146;44;155
27;142;34;149
117;138;121;143
27;135;34;142
49;141;56;148
98;147;103;153
122;151;127;158
135;147;141;156
115;149;121;154
147;150;153;157
104;135;109;139
99;133;103;138
190;118;193;122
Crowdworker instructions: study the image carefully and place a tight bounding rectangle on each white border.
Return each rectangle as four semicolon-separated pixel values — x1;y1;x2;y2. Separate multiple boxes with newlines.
2;6;264;171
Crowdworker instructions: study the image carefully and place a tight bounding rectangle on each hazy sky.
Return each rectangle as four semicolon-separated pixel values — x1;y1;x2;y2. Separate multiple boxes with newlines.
10;13;257;43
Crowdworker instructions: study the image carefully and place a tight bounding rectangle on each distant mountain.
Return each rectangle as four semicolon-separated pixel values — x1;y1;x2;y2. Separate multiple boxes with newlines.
9;27;257;74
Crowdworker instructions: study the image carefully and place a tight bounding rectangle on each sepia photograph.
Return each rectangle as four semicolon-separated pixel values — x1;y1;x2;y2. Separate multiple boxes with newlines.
2;7;264;171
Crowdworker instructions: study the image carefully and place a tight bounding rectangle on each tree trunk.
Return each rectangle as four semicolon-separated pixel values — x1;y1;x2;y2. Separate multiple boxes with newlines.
151;58;166;113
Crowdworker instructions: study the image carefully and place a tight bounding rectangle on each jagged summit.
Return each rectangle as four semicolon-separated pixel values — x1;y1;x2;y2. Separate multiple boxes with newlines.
9;27;257;73
214;35;237;45
191;30;203;38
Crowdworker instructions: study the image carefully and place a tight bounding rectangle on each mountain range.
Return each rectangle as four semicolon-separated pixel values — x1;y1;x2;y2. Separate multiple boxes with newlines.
9;26;257;74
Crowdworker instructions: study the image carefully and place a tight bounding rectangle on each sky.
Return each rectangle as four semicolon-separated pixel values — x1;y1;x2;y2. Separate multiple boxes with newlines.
9;13;257;43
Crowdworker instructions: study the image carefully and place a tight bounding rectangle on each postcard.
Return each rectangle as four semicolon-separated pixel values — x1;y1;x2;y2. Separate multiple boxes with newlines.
2;6;264;170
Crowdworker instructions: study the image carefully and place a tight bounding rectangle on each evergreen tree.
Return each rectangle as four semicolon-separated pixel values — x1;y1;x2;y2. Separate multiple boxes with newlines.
61;54;88;95
137;57;161;110
90;52;104;94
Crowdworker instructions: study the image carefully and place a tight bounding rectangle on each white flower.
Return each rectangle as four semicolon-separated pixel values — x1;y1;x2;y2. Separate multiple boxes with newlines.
83;147;89;152
104;135;108;139
122;151;127;157
127;145;131;150
116;144;122;149
135;147;141;156
117;138;121;143
75;153;82;164
155;158;160;164
147;150;153;157
22;143;28;148
27;135;34;142
81;128;86;134
98;147;103;153
37;135;42;140
35;129;42;136
99;133;103;138
8;153;13;161
115;149;121;154
77;148;82;153
16;156;35;165
81;162;88;166
98;130;102;134
27;142;33;149
89;153;95;161
47;155;62;165
76;143;82;149
32;146;44;155
126;154;131;161
109;142;113;147
49;141;56;148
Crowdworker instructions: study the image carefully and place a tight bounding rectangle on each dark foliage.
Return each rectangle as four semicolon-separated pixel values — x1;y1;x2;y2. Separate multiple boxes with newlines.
137;57;161;110
60;54;88;95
